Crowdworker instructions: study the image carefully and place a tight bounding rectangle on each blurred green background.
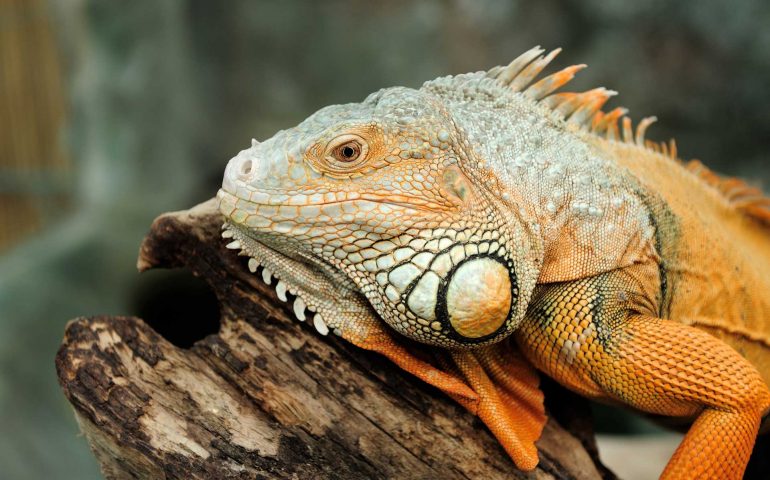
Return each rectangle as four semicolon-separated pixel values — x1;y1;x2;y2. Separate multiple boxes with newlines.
1;1;768;479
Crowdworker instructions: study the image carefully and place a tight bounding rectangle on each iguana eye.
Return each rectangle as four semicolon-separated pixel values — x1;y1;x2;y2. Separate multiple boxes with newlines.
333;142;361;162
326;134;368;166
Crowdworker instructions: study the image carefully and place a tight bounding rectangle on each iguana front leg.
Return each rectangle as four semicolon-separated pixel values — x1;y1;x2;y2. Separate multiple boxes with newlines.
517;275;770;480
339;312;546;470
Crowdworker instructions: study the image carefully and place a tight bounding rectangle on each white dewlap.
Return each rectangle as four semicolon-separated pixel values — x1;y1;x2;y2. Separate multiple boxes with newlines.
445;257;511;338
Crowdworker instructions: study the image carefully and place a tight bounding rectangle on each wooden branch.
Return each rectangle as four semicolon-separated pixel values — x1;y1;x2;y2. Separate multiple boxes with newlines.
56;199;616;479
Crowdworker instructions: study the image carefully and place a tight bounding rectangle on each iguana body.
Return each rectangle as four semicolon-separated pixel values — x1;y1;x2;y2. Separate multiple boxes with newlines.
217;47;770;479
607;142;770;383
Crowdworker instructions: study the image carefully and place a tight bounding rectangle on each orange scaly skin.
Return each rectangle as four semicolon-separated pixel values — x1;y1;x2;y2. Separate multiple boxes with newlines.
217;47;770;479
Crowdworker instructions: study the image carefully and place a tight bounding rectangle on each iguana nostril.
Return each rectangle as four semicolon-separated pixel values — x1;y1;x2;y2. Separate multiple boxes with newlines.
239;159;253;178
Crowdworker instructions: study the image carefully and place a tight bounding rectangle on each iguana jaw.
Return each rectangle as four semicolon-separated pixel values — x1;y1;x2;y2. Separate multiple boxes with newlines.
220;217;368;337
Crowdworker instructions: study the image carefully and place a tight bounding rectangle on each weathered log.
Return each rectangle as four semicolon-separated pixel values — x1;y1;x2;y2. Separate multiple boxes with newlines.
56;199;616;479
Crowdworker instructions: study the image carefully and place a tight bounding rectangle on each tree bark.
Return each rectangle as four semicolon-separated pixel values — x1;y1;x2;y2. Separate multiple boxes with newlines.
56;199;616;479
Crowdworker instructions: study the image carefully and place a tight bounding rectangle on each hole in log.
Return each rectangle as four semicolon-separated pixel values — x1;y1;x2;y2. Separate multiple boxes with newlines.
130;269;221;348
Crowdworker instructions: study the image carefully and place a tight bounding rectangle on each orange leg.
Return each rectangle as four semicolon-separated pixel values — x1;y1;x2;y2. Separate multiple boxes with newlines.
518;272;770;480
611;316;770;479
664;408;762;479
341;317;546;471
520;311;770;479
448;345;545;471
341;319;479;402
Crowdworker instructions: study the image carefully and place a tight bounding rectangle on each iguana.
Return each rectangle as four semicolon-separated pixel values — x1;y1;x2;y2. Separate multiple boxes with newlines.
217;46;770;479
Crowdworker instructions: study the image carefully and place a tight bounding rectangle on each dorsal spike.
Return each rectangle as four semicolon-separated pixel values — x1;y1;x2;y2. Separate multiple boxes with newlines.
567;88;617;126
683;159;770;224
635;116;658;145
486;65;502;77
669;139;678;159
479;47;676;157
492;46;545;84
542;92;576;110
590;110;605;131
508;48;561;92
525;64;586;100
622;117;634;143
555;95;585;117
251;138;259;148
549;89;610;120
592;107;628;134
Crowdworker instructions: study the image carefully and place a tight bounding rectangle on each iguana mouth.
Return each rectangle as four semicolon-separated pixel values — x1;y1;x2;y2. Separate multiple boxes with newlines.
217;188;447;220
221;220;357;336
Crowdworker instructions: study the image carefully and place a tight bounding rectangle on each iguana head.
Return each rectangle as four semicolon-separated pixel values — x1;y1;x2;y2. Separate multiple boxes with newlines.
218;83;539;349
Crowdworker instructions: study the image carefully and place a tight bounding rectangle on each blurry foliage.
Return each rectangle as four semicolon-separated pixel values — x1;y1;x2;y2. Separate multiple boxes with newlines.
0;0;70;252
0;0;768;478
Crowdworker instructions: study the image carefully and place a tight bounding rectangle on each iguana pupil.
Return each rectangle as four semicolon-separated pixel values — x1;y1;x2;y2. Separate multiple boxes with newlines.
335;142;360;162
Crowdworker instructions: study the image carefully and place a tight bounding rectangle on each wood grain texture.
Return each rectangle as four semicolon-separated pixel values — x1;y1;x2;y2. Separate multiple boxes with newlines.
56;199;616;479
